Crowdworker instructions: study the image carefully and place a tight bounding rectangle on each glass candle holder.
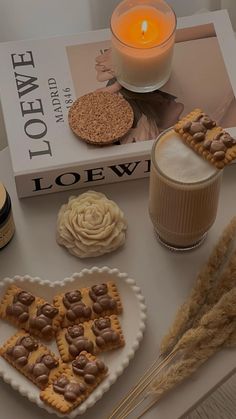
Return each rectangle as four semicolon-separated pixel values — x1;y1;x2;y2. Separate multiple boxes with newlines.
149;129;222;251
111;0;176;93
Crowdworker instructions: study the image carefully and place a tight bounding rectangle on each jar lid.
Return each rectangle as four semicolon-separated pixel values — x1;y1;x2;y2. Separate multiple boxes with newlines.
0;183;11;224
0;183;6;210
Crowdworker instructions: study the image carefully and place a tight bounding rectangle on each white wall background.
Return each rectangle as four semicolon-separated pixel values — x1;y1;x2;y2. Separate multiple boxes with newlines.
0;0;117;41
221;0;236;28
0;0;225;42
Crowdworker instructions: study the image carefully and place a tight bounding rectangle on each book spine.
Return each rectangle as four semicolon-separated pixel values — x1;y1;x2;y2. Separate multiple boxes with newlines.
15;155;151;198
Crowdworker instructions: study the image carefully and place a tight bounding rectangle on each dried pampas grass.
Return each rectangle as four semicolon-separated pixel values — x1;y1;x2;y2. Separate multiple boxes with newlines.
160;216;236;357
151;287;236;402
109;217;236;419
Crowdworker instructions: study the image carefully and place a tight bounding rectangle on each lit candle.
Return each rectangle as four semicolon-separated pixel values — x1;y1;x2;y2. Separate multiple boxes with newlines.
111;0;176;92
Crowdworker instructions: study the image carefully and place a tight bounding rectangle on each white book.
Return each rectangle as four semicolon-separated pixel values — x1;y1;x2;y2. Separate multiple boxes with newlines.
0;10;236;198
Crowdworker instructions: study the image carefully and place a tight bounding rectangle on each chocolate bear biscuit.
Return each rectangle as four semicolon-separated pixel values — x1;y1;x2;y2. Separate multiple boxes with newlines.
28;301;61;340
91;316;124;350
0;285;63;340
0;330;66;389
0;285;35;328
56;315;125;362
174;108;236;169
53;281;122;327
53;288;92;328
88;281;123;318
40;351;108;413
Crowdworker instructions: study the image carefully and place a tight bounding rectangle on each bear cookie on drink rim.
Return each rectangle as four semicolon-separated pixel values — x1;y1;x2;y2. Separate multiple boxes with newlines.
174;108;236;169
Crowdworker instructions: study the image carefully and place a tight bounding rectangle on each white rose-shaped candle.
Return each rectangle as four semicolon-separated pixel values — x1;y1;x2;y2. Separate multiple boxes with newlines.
56;191;127;258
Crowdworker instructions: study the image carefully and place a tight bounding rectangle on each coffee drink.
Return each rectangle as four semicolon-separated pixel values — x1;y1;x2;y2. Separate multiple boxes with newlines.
149;129;222;250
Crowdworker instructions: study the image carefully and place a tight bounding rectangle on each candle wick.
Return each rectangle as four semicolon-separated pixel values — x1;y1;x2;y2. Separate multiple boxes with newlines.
141;20;148;38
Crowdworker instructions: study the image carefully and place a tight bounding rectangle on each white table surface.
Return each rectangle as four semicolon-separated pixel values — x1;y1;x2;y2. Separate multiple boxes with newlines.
0;147;236;419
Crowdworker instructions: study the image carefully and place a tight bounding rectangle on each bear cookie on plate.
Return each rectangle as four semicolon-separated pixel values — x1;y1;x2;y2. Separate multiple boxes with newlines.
56;191;127;258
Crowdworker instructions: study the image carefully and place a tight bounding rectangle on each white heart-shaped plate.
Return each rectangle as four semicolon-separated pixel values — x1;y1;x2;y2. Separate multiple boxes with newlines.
0;267;147;418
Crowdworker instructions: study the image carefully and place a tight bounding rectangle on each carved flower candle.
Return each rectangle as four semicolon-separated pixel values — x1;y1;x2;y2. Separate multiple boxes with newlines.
56;191;127;258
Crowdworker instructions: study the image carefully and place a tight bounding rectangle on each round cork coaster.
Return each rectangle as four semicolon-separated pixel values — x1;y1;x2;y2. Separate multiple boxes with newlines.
68;91;134;145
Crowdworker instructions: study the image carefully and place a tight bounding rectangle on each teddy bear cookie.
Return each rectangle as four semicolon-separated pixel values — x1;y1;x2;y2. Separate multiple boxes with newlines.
0;285;63;340
1;286;35;325
174;108;236;168
40;351;108;413
56;315;125;362
56;191;127;258
0;330;65;389
88;282;123;317
54;288;92;327
53;281;122;327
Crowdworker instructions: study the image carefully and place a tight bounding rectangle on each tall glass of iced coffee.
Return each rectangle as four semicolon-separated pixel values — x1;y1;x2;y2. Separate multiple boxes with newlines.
149;128;222;250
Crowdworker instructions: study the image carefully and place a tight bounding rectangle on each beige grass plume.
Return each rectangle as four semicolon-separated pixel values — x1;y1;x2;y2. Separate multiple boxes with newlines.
160;216;236;357
109;287;236;419
192;248;236;327
226;329;236;347
149;287;236;406
108;219;236;419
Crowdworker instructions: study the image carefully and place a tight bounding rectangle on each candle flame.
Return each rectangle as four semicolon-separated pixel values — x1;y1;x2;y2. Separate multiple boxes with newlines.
141;20;148;37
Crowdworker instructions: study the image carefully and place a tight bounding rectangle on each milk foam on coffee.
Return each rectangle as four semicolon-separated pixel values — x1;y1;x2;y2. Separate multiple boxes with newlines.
156;130;217;183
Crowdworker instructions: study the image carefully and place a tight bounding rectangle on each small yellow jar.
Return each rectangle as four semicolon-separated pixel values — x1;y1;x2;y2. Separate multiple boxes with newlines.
0;183;15;249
